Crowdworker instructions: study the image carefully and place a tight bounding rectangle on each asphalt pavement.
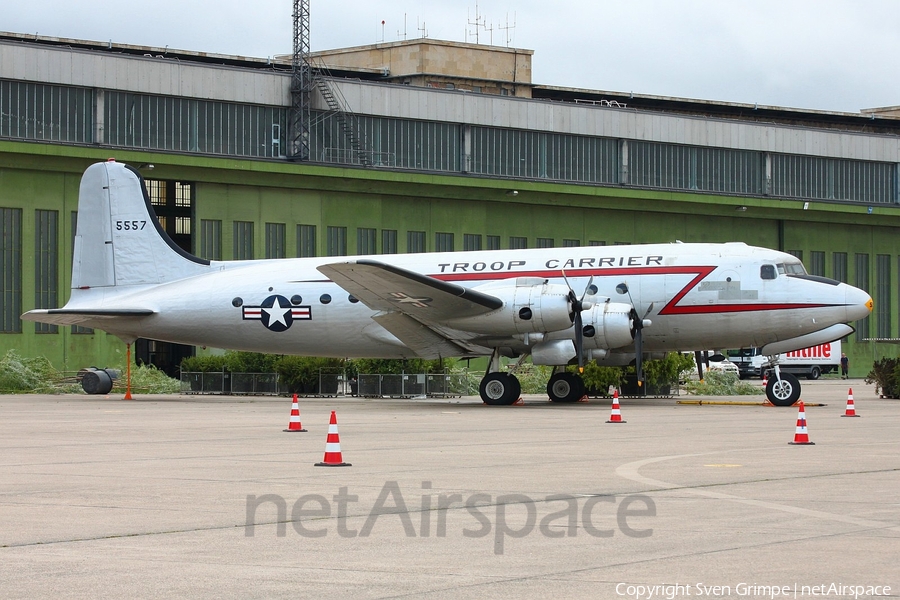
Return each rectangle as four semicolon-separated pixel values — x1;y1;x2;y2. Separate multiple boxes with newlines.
1;378;897;599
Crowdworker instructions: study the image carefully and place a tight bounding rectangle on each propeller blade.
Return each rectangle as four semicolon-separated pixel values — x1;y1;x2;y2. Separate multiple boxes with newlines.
574;310;584;371
695;350;704;380
634;323;644;389
561;269;594;371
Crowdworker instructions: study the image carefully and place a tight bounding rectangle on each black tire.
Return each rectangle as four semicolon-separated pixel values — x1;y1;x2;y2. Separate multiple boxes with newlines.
479;372;522;405
766;373;802;406
547;372;586;403
807;366;821;380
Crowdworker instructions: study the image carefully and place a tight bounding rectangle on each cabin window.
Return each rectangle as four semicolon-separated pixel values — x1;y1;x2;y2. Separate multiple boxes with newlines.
760;264;776;280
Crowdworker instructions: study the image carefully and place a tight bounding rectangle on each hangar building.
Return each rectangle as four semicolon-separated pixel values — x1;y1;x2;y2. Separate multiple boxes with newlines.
1;32;898;377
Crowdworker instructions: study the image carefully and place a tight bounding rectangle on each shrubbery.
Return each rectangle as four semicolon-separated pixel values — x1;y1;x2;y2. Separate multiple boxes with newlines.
0;349;181;394
865;357;900;398
0;350;59;393
683;370;764;396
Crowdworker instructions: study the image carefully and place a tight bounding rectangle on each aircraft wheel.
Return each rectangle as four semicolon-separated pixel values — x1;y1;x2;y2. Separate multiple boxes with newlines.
480;372;521;405
547;372;586;403
766;373;801;406
807;366;821;380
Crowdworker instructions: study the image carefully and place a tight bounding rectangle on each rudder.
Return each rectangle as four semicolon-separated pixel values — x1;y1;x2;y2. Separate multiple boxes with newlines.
71;160;209;289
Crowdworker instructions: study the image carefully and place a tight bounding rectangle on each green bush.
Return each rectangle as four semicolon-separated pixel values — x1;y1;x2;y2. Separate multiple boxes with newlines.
348;358;447;375
865;357;900;398
643;352;695;389
179;354;227;373
0;350;59;393
224;351;279;373
122;363;182;394
683;370;764;396
578;363;625;396
274;356;345;394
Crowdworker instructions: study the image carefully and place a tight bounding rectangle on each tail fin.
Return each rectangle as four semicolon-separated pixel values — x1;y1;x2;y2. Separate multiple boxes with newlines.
72;160;209;289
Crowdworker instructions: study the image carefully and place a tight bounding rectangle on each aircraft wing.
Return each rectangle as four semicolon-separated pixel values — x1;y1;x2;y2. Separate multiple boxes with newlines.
317;259;502;319
20;308;155;326
318;259;502;358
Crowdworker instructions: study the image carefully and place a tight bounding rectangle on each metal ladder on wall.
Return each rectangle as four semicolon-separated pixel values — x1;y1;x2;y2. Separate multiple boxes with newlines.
314;74;370;166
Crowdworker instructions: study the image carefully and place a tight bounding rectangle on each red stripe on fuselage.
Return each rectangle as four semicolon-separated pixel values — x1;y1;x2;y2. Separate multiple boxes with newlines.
431;265;833;315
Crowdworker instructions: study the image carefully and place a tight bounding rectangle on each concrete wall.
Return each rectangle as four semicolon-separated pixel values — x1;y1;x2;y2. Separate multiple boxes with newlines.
0;39;290;105
330;78;900;161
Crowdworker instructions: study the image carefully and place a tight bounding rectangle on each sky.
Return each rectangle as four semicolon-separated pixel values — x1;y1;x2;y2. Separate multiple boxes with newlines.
4;0;899;113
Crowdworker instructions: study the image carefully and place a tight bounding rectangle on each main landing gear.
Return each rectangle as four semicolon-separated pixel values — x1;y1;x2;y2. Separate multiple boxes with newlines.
478;350;589;405
547;370;585;403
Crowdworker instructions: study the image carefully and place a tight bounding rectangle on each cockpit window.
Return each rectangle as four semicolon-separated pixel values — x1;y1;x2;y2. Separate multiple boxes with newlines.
773;262;806;279
760;264;776;280
778;262;807;275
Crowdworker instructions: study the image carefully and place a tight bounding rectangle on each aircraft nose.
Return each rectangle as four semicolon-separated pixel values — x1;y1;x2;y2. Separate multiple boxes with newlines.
846;285;873;322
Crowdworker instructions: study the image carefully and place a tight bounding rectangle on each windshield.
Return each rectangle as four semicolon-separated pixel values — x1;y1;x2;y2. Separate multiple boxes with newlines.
776;262;807;276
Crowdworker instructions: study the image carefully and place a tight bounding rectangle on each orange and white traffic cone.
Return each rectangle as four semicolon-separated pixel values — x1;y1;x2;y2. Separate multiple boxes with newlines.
841;388;860;417
606;390;626;423
315;411;352;467
789;400;815;445
283;394;308;432
761;373;768;388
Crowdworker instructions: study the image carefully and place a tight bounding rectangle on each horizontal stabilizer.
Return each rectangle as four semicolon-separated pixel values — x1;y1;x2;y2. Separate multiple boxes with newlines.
21;308;155;326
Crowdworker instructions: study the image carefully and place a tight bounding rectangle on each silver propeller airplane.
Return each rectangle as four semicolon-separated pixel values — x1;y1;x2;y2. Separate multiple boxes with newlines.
23;161;873;406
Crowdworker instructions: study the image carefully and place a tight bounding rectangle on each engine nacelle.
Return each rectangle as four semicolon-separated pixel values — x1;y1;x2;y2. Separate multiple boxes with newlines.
581;302;635;350
445;278;573;335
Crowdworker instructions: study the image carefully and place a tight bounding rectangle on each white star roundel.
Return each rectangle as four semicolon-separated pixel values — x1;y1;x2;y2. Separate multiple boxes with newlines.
241;295;311;332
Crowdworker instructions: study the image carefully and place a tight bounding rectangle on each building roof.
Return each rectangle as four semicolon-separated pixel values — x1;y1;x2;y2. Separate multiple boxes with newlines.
2;30;898;135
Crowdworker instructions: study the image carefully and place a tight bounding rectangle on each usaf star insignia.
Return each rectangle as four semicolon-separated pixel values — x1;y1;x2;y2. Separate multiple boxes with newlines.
242;294;311;332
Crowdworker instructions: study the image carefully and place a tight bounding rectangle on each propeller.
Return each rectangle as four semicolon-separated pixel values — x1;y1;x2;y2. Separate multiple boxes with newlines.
616;283;653;392
561;271;594;372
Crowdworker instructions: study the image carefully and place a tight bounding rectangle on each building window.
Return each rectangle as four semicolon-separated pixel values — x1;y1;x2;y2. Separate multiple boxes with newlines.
435;232;454;252
809;251;825;277
833;252;848;283
105;91;287;158
509;236;527;250
787;250;803;261
537;237;554;248
358;228;377;255
265;223;286;259
463;234;482;251
855;253;869;342
1;208;22;333
34;210;59;334
145;179;194;255
199;220;222;260
407;231;426;253
487;235;501;251
327;226;347;256
0;80;92;143
876;254;891;339
298;224;316;257
563;239;580;247
588;240;607;246
470;126;619;184
382;229;397;255
233;221;254;260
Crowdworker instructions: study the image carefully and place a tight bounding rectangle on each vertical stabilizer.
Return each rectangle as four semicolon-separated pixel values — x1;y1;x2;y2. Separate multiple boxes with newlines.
71;161;209;289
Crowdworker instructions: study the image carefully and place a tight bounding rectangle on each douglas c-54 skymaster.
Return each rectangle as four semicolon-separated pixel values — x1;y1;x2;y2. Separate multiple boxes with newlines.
23;161;874;406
